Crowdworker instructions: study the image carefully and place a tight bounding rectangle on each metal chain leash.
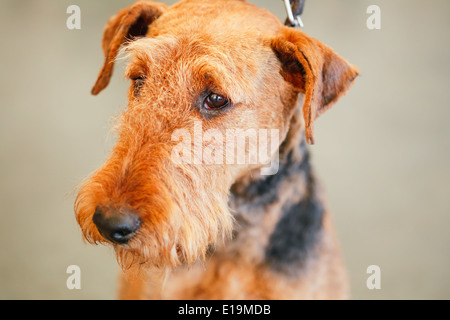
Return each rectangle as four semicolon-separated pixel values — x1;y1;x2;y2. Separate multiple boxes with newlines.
282;0;305;28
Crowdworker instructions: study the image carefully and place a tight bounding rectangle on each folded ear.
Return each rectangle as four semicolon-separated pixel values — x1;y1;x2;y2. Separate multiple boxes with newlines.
91;1;167;95
271;27;359;144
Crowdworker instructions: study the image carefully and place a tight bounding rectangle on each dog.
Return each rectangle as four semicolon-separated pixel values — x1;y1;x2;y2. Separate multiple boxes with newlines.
75;0;358;299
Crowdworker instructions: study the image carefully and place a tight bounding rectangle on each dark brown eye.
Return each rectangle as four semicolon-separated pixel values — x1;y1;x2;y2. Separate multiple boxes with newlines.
204;93;229;110
132;75;146;95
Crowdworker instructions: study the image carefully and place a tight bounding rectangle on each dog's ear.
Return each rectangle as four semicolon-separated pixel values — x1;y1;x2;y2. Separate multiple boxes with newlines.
271;27;358;144
91;1;167;95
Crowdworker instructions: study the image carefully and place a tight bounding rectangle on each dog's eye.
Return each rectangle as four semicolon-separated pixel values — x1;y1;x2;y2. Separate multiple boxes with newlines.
132;75;146;95
204;93;229;110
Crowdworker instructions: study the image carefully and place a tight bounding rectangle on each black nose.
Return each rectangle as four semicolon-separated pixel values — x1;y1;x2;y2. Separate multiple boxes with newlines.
93;207;141;244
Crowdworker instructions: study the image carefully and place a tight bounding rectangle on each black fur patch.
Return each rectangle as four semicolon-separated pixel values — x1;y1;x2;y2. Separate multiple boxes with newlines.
264;171;324;275
230;139;309;207
229;138;324;275
265;180;324;274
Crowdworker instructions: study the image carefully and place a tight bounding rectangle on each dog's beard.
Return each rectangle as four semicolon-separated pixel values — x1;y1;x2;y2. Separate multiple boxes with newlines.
75;162;234;271
113;198;233;270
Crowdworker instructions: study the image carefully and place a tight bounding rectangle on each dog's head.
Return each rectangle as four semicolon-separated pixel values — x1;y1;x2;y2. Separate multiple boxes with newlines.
75;0;358;271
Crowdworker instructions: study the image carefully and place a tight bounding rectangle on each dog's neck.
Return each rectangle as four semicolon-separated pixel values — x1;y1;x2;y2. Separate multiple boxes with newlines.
226;109;324;274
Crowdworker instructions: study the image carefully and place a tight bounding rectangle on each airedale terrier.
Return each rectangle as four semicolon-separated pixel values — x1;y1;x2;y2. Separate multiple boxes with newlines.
75;0;358;299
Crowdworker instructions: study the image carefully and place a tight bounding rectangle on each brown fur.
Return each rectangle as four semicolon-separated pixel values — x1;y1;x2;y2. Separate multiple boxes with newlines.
75;0;358;300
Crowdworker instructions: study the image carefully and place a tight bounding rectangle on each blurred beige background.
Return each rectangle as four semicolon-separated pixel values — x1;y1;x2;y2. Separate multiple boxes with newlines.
0;0;449;300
